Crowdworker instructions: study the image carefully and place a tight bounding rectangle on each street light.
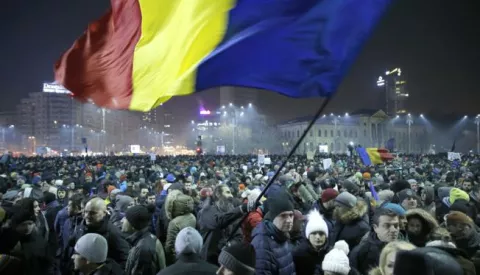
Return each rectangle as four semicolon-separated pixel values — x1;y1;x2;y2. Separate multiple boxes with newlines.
332;116;340;153
229;102;233;107
345;113;349;117
475;116;480;154
248;103;252;107
406;116;413;153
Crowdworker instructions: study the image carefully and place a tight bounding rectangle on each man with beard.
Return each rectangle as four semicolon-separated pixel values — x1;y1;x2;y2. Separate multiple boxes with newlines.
313;188;338;235
349;208;400;275
198;185;254;265
73;197;131;268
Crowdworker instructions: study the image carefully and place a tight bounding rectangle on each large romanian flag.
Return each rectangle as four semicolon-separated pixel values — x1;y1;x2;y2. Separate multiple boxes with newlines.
55;0;392;112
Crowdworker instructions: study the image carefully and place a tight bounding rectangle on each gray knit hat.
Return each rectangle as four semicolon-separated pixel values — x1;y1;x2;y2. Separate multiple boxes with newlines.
74;233;108;263
175;227;203;255
218;243;256;275
335;192;357;208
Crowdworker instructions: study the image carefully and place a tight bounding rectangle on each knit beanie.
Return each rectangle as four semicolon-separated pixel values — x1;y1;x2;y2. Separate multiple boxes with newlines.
335;192;357;208
322;241;351;275
125;205;151;230
218;243;256;275
397;189;415;203
321;188;339;203
391;180;411;194
362;172;371;180
449;188;469;205
267;193;294;219
394;247;463;275
446;211;473;226
175;227;203;255
341;180;359;195
305;209;329;238
10;208;35;227
382;202;406;216
115;195;134;212
74;233;108;263
378;190;395;202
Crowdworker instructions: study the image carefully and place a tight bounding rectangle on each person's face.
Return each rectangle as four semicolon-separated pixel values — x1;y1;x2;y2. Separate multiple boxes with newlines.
72;253;87;271
407;217;423;236
140;188;148;198
383;251;397;275
401;197;417;210
463;182;472;192
308;231;326;249
447;222;472;239
85;176;92;183
84;202;106;226
411;183;418;192
185;182;192;190
273;211;294;233
216;265;235;275
374;215;399;242
15;220;35;235
221;187;233;199
399;216;407;230
68;201;79;217
323;200;335;210
147;195;156;205
33;201;41;216
128;200;135;208
58;190;66;199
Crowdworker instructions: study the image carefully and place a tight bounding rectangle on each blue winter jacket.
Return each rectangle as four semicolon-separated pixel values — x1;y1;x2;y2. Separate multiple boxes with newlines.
251;220;296;275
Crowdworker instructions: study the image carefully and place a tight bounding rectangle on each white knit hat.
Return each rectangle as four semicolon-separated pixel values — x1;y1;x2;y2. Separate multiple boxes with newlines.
322;241;351;275
305;209;329;238
175;227;203;255
74;233;108;263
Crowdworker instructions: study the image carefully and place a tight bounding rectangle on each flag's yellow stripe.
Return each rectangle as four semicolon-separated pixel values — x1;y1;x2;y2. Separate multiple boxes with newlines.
366;148;383;165
130;0;235;111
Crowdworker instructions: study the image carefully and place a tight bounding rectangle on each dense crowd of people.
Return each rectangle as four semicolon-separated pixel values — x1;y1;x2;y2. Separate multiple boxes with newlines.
0;152;480;275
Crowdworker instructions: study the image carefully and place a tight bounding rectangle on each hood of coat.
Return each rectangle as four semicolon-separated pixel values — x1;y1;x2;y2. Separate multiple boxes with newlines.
406;208;439;234
164;190;194;220
333;198;368;224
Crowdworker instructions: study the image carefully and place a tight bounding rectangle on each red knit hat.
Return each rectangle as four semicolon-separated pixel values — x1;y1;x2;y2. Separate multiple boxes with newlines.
321;188;339;203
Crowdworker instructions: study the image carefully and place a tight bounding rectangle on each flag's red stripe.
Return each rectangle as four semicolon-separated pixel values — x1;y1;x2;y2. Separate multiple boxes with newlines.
54;0;142;109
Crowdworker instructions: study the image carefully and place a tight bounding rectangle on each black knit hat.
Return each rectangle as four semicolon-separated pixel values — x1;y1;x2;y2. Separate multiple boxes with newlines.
394;247;463;275
218;243;256;275
125;205;151;230
10;208;35;227
267;193;294;220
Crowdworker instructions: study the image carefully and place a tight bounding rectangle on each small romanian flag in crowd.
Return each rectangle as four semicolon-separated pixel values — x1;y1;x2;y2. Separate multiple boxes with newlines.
55;0;392;112
356;147;394;166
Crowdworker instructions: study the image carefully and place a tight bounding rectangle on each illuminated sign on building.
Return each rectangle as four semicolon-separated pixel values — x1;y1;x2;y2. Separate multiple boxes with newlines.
43;83;72;94
200;110;211;115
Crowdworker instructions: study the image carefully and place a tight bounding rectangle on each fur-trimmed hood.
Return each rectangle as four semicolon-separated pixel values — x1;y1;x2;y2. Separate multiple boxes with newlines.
164;189;194;220
406;208;439;233
334;198;368;224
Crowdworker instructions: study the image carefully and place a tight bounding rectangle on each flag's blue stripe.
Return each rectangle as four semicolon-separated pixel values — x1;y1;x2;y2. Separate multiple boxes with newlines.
356;147;372;166
195;0;392;98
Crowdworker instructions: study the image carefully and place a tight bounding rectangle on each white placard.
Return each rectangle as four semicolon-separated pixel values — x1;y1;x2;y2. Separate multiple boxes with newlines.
130;145;141;154
323;158;333;170
448;152;461;161
258;155;265;166
264;157;271;165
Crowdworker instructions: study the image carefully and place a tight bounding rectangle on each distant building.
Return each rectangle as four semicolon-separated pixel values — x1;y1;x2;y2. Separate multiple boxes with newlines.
14;83;143;153
377;68;409;115
278;110;428;154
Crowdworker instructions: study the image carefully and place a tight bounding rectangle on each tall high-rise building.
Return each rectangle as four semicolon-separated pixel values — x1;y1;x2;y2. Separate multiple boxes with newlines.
15;83;144;153
377;68;408;115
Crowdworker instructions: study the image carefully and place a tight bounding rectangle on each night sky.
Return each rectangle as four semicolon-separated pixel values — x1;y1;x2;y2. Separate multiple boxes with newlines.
1;0;479;122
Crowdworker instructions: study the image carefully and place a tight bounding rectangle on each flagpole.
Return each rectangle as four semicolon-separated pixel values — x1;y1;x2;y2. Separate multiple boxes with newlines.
226;96;334;244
